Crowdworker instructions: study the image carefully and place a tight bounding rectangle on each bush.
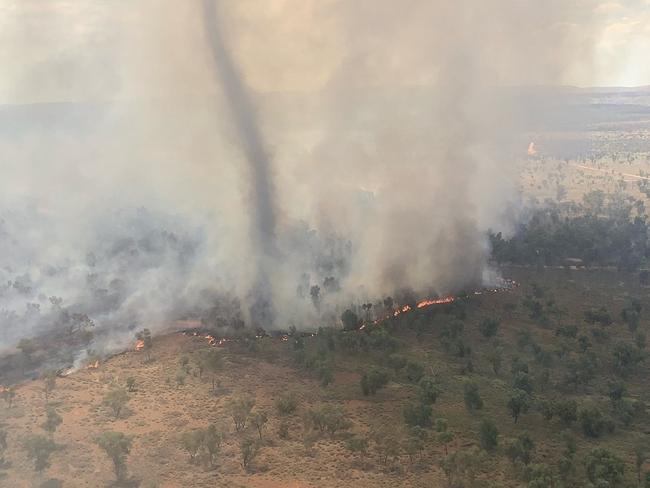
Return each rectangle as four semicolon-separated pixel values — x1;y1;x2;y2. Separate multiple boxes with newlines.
305;405;351;437
95;431;132;482
386;354;407;372
612;342;644;377
341;309;360;330
478;419;498;452
584;307;612;326
346;435;369;459
512;372;533;394
418;376;441;404
275;392;298;415
102;389;129;419
361;367;389;396
579;406;615;438
23;435;57;472
585;448;625;487
464;382;483;411
405;361;425;383
227;395;255;431
478;318;500;338
507;389;530;423
403;402;433;427
554;399;578;426
505;433;534;465
555;324;578;338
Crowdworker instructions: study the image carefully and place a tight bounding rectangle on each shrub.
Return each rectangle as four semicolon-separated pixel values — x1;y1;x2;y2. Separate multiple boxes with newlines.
505;433;534;465
23;435;57;472
305;405;351;437
507;389;530;423
95;431;132;482
579;406;615;438
240;438;260;470
478;419;498;452
346;435;369;459
405;361;425;383
512;371;533;394
584;307;612;326
584;448;625;487
554;399;578;426
103;389;129;419
418;376;441;404
361;367;389;396
478;318;500;338
227;395;255;431
181;430;204;463
386;354;407;372
403;402;433;427
463;382;483;411
275;392;298;415
341;309;360;330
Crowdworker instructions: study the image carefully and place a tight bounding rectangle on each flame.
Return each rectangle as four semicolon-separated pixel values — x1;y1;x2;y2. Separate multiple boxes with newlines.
417;296;455;308
527;142;537;156
393;304;412;317
86;360;99;369
135;339;145;351
0;385;6;393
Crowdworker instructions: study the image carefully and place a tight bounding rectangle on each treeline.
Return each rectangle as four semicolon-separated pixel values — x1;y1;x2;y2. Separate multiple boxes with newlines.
490;190;649;271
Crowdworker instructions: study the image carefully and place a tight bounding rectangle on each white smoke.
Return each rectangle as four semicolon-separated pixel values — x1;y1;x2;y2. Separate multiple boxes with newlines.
0;0;602;351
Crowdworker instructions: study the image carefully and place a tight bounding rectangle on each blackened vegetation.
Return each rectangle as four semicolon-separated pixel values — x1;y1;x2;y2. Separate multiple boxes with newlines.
490;190;649;271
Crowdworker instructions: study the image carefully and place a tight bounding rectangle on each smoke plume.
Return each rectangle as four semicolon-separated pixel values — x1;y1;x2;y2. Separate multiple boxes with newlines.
0;0;601;353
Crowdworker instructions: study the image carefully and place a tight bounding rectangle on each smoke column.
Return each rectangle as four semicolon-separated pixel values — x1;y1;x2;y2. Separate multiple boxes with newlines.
200;0;278;325
0;0;605;354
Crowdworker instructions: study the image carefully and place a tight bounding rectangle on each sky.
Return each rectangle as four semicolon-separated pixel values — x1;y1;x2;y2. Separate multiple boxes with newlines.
0;0;648;104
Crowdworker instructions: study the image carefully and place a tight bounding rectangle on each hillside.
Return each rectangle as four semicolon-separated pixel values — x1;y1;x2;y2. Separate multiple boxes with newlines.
1;267;648;487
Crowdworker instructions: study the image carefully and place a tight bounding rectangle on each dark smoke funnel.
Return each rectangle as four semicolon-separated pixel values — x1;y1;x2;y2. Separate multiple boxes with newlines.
201;0;277;326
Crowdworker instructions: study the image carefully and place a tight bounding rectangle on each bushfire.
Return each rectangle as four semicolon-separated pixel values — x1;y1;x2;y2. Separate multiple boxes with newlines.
135;339;145;351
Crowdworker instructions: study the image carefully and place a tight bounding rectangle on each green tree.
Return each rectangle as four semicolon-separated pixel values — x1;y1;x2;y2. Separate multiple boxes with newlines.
95;431;132;482
202;349;223;393
346;435;369;461
203;425;224;467
103;389;129;419
486;345;503;375
125;377;136;392
403;402;433;428
478;419;498;452
41;370;57;404
405;361;425;383
579;406;615;438
479;317;500;338
584;448;625;487
360;367;389;396
507;389;530;423
181;429;204;463
42;407;62;437
463;382;483;411
505;433;534;465
341;309;359;331
555;399;578;426
418;376;441;405
227;395;255;431
275;392;298;415
23;435;57;473
251;411;268;440
240;437;260;470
